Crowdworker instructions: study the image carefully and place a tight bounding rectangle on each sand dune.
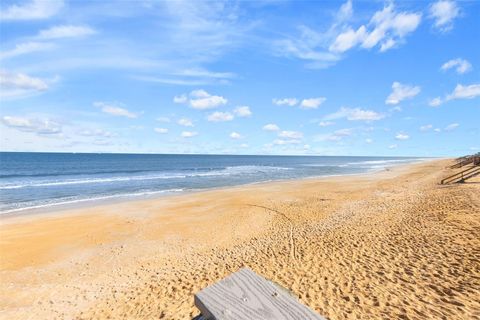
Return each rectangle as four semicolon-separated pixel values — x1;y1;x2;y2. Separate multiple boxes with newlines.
1;159;479;319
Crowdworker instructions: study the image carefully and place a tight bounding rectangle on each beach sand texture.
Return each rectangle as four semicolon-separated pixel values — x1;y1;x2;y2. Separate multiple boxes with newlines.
0;159;479;319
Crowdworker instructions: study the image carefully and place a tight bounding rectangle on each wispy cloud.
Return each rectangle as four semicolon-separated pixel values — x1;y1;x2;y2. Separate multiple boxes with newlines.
262;123;280;132
445;123;459;131
272;98;298;106
1;115;61;135
0;42;54;60
395;133;409;140
429;97;443;107
324;107;384;121
315;128;353;142
134;67;234;86
207;111;234;122
278;130;303;139
177;118;194;127
37;25;96;39
93;101;138;118
181;131;198;138
0;70;54;99
273;139;301;145
78;128;114;138
318;121;335;127
154;128;168;134
276;1;421;69
420;124;433;132
0;0;63;21
161;1;250;63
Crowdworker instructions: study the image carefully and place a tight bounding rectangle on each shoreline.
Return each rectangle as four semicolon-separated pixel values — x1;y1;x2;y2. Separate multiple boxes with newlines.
1;158;479;319
0;157;435;221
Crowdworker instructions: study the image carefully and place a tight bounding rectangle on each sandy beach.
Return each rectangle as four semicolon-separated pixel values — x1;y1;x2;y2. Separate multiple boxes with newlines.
0;159;479;319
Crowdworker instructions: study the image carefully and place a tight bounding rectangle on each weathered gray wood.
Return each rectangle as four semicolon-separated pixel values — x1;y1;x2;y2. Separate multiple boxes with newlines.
194;267;325;320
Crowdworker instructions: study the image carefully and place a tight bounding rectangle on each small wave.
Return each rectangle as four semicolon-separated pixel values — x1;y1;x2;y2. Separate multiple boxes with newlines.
0;189;184;214
0;165;291;190
345;159;419;166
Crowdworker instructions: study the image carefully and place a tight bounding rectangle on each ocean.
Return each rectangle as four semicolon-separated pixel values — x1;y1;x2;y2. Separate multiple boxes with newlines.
0;152;426;214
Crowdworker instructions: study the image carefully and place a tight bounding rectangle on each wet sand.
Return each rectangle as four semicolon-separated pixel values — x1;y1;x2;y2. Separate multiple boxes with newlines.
1;159;479;319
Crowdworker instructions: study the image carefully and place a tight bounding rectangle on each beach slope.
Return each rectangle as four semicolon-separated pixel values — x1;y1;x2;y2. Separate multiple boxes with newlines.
0;159;479;319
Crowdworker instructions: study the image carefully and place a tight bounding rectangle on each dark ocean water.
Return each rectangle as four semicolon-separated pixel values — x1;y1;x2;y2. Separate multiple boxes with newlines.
0;152;426;214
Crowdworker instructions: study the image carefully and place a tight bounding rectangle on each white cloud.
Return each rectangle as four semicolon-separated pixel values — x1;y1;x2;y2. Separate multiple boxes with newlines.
429;0;460;32
434;128;442;133
177;118;193;127
445;123;459;131
234;106;252;117
0;42;53;60
154;128;168;134
1;115;61;134
37;25;96;39
78;128;114;138
446;84;480;101
315;128;353;142
273;139;301;145
240;143;249;148
173;94;188;104
318;121;334;127
429;97;443;107
441;58;472;74
324;107;384;121
230;132;242;139
207;111;234;122
365;138;373;144
388;144;398;149
300;97;326;109
0;70;50;99
329;26;367;53
156;117;171;123
272;98;298;106
278;130;303;139
181;131;198;138
93;102;138;119
173;89;227;109
263;123;280;132
420;124;433;132
385;82;421;105
330;3;421;54
395;133;409;140
278;1;420;68
0;0;63;20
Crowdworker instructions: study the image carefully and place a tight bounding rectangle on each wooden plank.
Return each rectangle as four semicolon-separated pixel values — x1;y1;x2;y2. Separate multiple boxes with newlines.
194;267;325;320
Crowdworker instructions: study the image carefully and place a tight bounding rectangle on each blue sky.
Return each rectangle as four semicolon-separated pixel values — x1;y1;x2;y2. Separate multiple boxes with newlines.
0;0;478;156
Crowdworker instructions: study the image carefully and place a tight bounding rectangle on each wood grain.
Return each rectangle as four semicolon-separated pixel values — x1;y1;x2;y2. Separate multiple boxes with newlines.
194;267;325;320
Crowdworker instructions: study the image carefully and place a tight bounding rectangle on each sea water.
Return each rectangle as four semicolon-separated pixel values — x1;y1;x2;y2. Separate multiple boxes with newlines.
0;152;426;214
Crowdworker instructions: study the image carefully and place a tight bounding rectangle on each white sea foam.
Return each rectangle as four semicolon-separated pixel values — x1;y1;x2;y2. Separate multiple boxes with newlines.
0;189;185;214
0;165;291;190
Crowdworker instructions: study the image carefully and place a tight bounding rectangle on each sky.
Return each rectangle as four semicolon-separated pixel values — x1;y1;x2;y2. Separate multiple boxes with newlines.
0;0;479;157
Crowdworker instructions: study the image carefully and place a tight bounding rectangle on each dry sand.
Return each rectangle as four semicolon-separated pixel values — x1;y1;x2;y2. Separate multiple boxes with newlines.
0;159;479;319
